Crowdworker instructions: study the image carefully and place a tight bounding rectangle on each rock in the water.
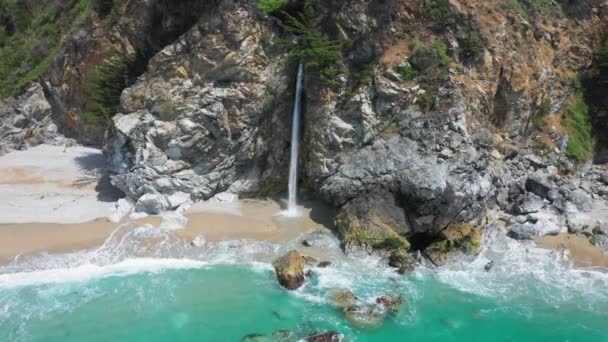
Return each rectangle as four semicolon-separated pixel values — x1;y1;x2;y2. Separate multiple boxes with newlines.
484;260;494;272
272;250;306;290
241;330;295;342
329;289;403;330
388;249;416;273
329;289;358;310
342;304;387;331
424;224;482;266
304;332;343;342
300;229;340;249
375;295;405;314
317;261;332;268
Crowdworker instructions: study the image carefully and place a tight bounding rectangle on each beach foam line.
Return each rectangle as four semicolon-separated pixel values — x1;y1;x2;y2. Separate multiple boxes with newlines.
0;258;208;289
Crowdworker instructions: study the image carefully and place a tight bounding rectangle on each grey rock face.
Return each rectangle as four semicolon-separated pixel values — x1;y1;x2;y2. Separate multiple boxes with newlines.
526;175;555;199
591;235;608;248
0;84;72;155
600;172;608;185
105;3;291;201
514;193;545;214
508;206;566;239
134;193;169;214
568;189;593;212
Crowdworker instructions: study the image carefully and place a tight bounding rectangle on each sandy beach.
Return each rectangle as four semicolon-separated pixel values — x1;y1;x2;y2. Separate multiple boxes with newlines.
536;234;608;268
0;144;333;264
0;198;334;263
0;145;120;224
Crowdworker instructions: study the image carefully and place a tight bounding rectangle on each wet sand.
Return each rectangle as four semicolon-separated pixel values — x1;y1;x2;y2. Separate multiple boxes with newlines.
536;234;608;268
0;198;334;264
0;219;117;263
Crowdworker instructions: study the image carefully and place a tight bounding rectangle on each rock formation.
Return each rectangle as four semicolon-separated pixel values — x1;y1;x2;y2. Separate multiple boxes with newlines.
1;0;608;269
273;250;306;290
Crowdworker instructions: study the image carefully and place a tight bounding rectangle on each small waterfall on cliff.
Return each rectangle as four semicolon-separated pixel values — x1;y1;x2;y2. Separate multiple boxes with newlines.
286;61;304;216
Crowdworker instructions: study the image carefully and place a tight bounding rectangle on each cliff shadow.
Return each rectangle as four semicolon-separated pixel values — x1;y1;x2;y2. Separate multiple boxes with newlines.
73;151;124;202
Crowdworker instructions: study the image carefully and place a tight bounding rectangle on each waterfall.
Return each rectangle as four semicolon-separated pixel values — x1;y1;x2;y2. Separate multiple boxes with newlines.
287;61;304;216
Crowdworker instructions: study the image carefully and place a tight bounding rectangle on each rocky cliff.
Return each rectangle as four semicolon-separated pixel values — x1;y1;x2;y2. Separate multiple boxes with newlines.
1;0;607;267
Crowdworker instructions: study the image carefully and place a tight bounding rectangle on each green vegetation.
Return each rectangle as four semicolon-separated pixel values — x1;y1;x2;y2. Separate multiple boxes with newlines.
84;48;144;122
393;61;416;81
460;18;483;60
562;87;594;162
502;1;529;19
502;0;564;20
411;38;423;54
532;98;552;129
257;0;288;15
372;235;410;251
432;39;451;66
279;1;342;86
428;0;456;26
0;0;93;98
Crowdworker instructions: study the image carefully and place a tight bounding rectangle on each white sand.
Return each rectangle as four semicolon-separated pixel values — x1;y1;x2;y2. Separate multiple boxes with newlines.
0;145;119;224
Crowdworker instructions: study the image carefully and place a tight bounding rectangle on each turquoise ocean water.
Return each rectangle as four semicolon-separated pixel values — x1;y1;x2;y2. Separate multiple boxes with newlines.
1;224;607;341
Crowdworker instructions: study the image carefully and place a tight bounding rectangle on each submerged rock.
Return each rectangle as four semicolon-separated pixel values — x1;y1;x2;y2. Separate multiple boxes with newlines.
317;261;332;268
329;289;404;330
241;330;295;342
304;332;343;342
272;250;306;290
329;289;358;310
375;295;405;314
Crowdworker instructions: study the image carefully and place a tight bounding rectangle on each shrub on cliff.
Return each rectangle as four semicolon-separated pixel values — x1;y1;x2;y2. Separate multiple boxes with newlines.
280;0;342;86
563;90;593;162
85;48;145;122
257;0;288;15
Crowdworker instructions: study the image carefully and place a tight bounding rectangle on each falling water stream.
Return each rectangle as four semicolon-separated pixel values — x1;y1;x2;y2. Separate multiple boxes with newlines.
287;61;304;216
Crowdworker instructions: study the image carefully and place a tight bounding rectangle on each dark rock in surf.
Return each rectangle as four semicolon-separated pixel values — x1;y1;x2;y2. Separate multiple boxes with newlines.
272;250;305;290
305;331;343;342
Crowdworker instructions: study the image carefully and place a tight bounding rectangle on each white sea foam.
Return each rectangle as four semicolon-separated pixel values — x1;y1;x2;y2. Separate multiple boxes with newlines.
0;258;208;289
430;227;608;311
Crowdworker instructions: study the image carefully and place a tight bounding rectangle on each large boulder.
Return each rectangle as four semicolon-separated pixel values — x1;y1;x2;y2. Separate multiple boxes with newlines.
273;251;306;290
424;224;482;266
526;175;555;199
334;188;411;252
0;84;69;155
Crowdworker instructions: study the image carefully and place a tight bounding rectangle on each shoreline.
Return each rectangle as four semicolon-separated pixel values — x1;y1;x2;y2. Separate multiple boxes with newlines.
0;198;334;264
535;234;608;268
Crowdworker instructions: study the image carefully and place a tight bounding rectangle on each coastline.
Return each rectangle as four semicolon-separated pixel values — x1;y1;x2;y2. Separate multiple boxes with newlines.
536;234;608;268
0;198;334;264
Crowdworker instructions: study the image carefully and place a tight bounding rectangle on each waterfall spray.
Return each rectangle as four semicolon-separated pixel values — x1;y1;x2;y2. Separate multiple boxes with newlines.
286;61;304;216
